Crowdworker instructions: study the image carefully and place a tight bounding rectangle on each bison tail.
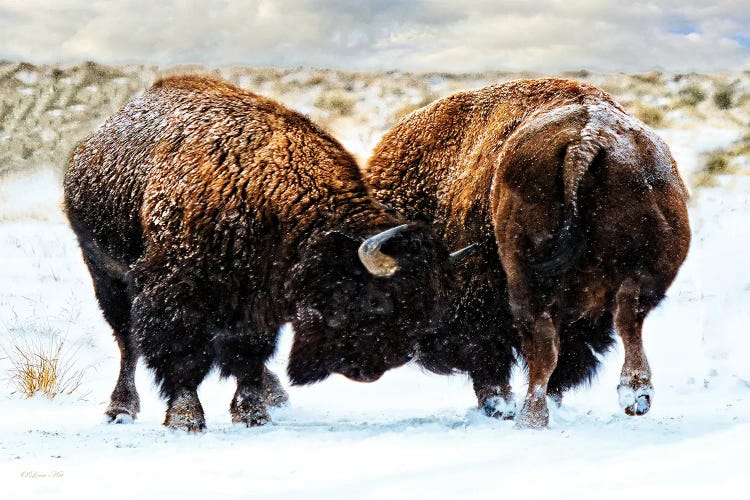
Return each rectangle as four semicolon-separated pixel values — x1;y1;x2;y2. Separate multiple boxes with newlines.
81;238;133;283
530;124;602;277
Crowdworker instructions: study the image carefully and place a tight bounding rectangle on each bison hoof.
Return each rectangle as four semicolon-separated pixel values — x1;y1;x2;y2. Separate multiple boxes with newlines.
105;409;134;425
231;388;271;427
265;391;288;408
263;386;289;408
515;398;549;429
231;407;271;427
164;411;206;432
104;400;139;424
618;383;653;416
481;394;517;420
164;392;206;432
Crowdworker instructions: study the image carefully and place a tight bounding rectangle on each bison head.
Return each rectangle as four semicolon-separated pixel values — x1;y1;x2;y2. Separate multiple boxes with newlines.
286;224;469;385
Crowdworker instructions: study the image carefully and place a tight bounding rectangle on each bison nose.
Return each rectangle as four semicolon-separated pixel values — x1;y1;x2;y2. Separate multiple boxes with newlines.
353;367;383;383
360;371;383;382
339;365;382;383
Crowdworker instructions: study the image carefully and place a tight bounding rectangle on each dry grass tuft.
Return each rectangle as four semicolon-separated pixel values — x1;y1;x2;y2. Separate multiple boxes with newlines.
705;152;730;175
693;150;735;188
693;131;750;187
631;103;666;127
313;89;356;116
631;72;663;86
677;83;707;107
2;335;86;399
713;82;735;110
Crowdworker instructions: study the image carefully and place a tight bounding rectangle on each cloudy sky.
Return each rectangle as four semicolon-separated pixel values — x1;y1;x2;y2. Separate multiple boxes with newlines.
1;0;748;72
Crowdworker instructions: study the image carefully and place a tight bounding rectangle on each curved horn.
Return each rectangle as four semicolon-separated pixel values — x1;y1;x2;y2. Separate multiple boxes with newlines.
358;224;408;276
450;243;478;261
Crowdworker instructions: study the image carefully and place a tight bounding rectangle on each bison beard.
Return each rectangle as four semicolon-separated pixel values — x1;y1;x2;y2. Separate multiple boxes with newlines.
365;78;691;428
64;75;460;432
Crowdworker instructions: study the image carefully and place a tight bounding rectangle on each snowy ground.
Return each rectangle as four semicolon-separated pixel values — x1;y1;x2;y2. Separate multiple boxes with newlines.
1;126;750;498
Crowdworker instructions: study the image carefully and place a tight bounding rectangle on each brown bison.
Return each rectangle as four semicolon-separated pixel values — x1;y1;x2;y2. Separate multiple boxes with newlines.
365;78;691;428
64;75;468;431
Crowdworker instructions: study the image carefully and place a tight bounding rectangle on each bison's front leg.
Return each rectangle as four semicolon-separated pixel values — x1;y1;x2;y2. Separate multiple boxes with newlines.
231;369;269;427
472;372;516;420
229;365;289;427
164;389;206;432
517;312;560;429
615;280;653;416
214;328;284;427
230;366;288;427
262;369;289;408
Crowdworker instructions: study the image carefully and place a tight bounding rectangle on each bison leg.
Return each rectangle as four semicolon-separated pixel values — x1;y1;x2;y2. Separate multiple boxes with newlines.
106;334;140;424
517;312;560;429
164;389;205;432
214;329;284;426
230;369;270;427
81;251;140;424
229;369;287;426
262;369;289;408
614;279;653;416
471;371;516;420
132;281;213;432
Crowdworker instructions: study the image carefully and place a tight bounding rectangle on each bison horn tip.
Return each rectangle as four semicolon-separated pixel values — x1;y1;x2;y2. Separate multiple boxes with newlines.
358;224;408;276
450;243;478;261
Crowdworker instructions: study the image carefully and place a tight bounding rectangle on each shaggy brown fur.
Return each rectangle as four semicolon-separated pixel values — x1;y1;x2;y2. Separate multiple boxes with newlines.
64;75;458;431
366;78;691;428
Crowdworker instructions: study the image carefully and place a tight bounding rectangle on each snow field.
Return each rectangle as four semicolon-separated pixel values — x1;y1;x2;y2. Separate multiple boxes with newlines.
1;125;749;498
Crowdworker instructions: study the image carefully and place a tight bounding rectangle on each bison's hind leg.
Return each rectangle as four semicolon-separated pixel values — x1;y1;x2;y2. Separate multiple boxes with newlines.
132;278;214;432
615;279;656;417
214;330;283;427
81;248;140;424
546;312;616;406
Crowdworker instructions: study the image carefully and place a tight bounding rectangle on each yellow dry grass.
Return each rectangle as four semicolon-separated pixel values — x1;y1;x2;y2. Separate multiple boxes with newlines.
2;335;85;399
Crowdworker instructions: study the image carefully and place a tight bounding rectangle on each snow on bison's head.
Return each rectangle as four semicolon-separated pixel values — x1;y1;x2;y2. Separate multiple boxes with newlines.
286;223;471;385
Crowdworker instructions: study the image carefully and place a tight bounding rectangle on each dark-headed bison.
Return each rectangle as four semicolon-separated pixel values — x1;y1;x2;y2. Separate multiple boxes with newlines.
64;76;468;431
365;78;691;428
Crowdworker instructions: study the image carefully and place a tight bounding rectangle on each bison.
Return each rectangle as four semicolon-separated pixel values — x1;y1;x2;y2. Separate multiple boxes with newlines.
64;75;469;431
365;78;691;428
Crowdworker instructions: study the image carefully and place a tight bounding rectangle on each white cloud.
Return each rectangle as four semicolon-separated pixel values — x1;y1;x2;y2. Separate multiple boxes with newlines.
0;0;748;72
